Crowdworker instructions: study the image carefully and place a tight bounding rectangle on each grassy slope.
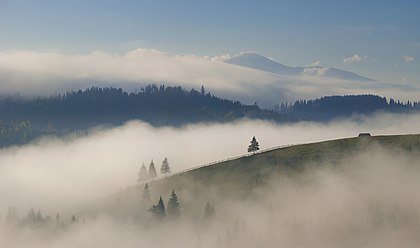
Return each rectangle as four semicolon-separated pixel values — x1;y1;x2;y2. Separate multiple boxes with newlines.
148;134;420;197
99;134;420;217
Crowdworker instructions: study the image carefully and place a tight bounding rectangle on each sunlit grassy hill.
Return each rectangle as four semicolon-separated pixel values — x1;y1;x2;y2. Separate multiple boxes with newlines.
100;134;420;218
149;134;420;194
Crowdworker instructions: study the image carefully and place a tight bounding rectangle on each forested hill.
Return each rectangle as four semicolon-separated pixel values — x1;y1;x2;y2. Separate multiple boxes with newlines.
276;95;419;121
0;86;419;148
0;84;285;130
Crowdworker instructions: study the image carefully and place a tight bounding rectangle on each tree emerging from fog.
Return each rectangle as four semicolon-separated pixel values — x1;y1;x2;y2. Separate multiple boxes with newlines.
5;206;18;225
203;202;215;219
148;160;157;179
142;183;151;202
167;189;180;218
150;196;166;219
160;157;171;177
137;163;148;183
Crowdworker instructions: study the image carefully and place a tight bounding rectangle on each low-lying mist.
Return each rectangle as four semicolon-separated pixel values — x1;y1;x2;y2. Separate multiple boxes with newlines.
1;113;420;214
2;139;420;247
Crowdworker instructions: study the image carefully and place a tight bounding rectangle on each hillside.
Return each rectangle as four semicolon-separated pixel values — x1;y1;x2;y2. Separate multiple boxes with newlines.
148;134;420;196
102;134;420;218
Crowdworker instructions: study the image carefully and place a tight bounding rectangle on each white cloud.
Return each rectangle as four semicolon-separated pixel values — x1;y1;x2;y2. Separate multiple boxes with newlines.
302;67;328;76
0;48;275;97
403;55;414;63
0;48;418;106
310;60;321;66
210;53;232;62
343;54;367;63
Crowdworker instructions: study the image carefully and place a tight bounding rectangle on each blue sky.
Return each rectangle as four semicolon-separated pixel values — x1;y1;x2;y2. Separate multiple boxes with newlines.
0;0;419;83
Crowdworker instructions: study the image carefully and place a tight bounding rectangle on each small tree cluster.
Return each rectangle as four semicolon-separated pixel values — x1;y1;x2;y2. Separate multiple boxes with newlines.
3;206;81;230
138;158;172;183
149;189;180;220
25;208;45;224
149;196;166;219
5;206;18;225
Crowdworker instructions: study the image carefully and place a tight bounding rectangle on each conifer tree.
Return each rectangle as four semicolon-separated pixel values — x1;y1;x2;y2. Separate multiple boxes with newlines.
142;183;151;202
167;189;180;217
138;163;148;183
56;213;61;224
35;210;43;223
148;160;157;179
160;157;171;177
5;206;18;225
27;208;36;223
150;196;166;219
203;202;215;219
247;136;260;154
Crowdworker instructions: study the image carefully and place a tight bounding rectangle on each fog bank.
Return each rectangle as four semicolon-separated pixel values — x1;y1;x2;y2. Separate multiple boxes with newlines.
2;145;420;248
0;49;418;106
1;113;420;214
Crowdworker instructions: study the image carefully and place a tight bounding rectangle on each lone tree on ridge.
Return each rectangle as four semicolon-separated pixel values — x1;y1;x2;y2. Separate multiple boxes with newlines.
247;136;260;154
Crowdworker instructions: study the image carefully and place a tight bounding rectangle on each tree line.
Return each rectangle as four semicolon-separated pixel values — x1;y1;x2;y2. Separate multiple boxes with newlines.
0;84;283;130
275;94;420;121
2;206;81;230
141;183;215;221
1;87;418;147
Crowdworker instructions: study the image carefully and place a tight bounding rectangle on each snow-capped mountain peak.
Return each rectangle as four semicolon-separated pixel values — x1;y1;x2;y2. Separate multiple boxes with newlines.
224;52;374;81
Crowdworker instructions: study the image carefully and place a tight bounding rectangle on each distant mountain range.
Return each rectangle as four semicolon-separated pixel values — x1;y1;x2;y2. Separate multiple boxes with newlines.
224;52;375;82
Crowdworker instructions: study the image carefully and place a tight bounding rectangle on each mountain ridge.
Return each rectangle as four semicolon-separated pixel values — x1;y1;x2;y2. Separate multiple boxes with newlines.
224;52;375;82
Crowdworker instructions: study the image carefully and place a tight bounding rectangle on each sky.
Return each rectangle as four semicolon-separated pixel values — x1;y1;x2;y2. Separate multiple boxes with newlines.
0;0;419;86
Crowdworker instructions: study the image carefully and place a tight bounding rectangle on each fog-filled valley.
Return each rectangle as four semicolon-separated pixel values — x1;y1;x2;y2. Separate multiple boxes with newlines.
2;1;420;247
2;115;420;247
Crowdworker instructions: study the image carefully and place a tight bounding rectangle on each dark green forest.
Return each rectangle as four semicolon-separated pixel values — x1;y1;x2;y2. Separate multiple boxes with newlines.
276;94;418;121
0;85;418;147
0;85;285;147
0;85;284;128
